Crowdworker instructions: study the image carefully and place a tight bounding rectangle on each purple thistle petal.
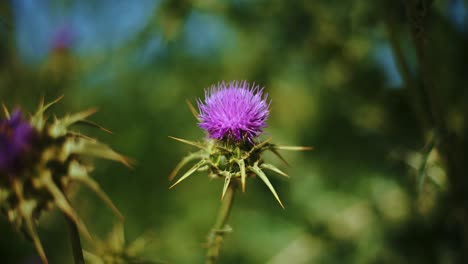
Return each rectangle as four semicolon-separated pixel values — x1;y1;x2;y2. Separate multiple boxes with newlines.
8;110;23;126
0;110;36;176
197;81;270;142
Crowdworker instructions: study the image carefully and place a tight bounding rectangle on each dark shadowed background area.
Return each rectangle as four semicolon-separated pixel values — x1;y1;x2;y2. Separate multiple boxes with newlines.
1;0;468;263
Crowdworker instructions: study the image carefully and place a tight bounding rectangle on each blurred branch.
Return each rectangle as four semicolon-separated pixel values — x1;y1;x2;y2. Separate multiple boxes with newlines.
0;2;13;32
404;0;468;259
404;0;465;190
384;10;430;132
405;0;444;136
0;16;12;35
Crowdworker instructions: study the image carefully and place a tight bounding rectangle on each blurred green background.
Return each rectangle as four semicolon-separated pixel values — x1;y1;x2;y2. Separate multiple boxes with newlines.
1;0;468;263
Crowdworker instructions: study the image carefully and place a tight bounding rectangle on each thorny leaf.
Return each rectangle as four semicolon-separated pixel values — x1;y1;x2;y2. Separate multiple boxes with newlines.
76;119;113;134
40;171;93;241
69;161;123;220
221;173;232;200
271;146;314;151
2;103;10;118
234;158;247;192
260;163;289;178
168;136;205;149
243;137;272;159
31;95;64;130
68;138;133;168
169;160;207;189
185;99;200;121
168;152;204;181
248;163;285;209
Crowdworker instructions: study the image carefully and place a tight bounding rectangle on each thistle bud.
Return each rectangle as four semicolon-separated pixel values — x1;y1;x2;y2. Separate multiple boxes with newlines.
84;222;161;264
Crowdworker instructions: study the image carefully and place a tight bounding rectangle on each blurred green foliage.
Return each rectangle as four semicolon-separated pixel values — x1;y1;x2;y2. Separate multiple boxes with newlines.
1;0;468;263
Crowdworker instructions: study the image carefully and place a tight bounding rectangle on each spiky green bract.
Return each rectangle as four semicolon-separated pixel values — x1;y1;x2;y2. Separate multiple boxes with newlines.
169;136;311;208
84;222;163;264
0;98;130;264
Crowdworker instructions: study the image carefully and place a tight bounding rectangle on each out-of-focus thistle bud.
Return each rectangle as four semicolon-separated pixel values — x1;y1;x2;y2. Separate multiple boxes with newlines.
42;24;75;83
84;222;162;264
169;81;312;207
0;97;131;263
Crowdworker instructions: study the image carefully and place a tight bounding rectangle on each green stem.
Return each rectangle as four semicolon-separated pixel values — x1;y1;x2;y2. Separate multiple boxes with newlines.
64;213;85;264
206;184;236;264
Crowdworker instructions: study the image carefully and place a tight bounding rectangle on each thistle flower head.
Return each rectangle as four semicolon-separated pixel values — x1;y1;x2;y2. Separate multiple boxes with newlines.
170;81;312;208
0;98;130;263
198;81;270;143
0;110;36;175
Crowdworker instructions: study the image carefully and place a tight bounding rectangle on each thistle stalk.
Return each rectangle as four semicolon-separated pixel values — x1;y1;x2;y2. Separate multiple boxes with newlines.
63;194;84;264
206;184;236;264
64;212;85;264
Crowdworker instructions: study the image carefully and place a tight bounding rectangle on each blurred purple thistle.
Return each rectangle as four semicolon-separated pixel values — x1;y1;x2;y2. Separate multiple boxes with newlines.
51;24;75;51
198;81;270;142
0;110;36;176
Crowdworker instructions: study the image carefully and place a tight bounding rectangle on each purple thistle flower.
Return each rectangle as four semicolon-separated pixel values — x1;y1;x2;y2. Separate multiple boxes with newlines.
198;81;270;142
0;110;36;176
51;24;75;51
